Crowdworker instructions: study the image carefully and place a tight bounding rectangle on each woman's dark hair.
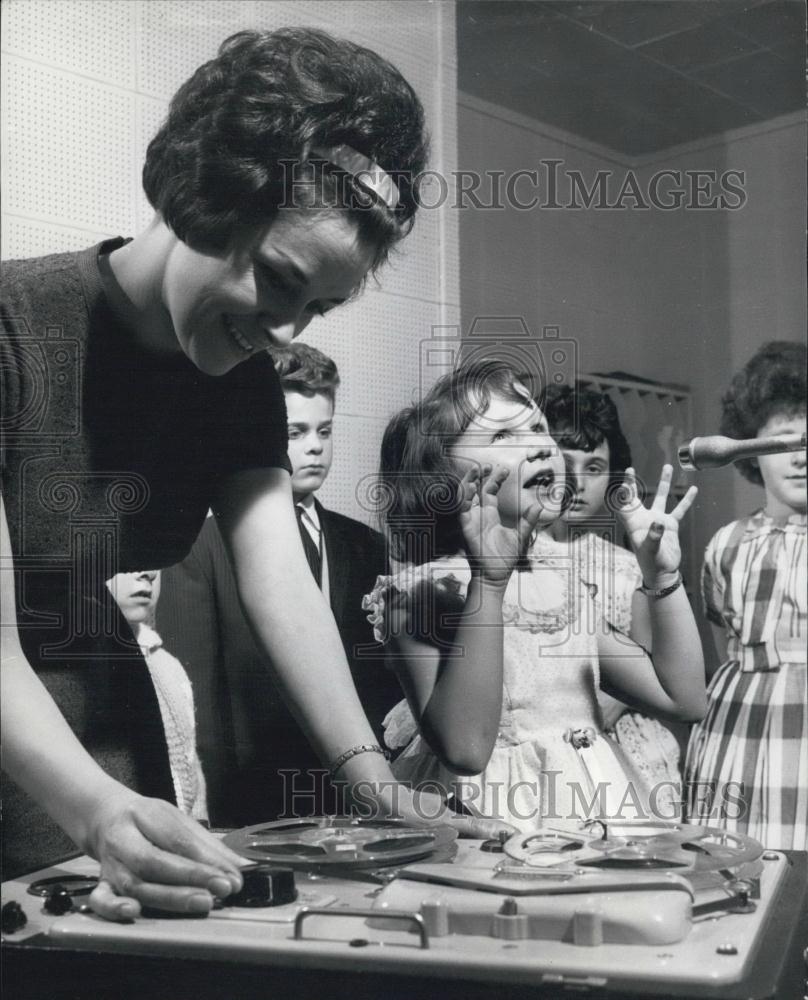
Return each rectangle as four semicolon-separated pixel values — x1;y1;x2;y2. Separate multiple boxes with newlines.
270;342;340;405
379;359;530;564
539;384;632;498
721;340;807;485
143;27;428;265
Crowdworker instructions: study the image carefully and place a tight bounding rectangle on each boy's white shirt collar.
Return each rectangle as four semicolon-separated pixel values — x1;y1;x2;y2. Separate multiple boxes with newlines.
296;493;321;533
295;494;329;600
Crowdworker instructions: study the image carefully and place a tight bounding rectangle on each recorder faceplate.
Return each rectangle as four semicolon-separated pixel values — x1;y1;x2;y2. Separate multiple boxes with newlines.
2;820;805;1000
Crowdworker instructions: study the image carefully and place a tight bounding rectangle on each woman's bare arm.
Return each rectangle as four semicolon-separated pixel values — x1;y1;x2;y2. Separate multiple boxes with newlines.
1;495;244;921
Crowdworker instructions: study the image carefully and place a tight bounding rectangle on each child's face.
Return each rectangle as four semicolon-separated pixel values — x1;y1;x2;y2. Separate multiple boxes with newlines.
450;389;565;529
757;411;806;517
560;441;611;521
285;390;334;501
107;570;161;626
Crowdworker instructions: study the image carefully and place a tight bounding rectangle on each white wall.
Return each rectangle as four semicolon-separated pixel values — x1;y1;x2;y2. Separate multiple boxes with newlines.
458;92;806;572
1;0;460;526
457;95;805;667
631;113;806;551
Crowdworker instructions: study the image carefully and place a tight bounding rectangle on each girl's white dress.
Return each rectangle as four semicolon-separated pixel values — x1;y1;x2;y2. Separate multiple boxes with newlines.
363;538;648;833
569;532;684;821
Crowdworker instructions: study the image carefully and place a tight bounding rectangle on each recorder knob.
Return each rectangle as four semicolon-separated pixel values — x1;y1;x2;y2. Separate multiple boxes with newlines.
480;830;511;853
43;885;73;916
1;900;28;934
226;865;297;908
491;897;528;940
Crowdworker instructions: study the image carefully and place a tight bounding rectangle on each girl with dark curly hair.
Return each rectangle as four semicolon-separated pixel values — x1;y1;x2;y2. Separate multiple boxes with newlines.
2;28;497;923
685;341;807;849
539;384;687;821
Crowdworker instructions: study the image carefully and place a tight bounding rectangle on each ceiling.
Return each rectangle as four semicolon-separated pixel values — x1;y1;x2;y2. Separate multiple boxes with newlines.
457;0;806;156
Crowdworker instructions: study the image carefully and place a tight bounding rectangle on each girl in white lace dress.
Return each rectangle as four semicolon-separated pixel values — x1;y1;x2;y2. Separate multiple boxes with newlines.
365;361;705;832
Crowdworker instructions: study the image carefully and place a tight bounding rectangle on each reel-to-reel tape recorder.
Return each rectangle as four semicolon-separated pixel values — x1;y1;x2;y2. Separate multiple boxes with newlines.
3;816;807;1000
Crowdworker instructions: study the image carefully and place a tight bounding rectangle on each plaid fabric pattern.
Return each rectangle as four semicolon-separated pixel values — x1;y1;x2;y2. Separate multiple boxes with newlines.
685;511;807;850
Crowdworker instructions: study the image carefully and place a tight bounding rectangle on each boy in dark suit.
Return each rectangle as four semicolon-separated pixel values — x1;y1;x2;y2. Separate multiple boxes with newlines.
158;345;399;826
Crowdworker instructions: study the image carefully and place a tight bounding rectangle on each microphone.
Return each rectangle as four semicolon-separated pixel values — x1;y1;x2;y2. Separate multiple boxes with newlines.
678;432;806;471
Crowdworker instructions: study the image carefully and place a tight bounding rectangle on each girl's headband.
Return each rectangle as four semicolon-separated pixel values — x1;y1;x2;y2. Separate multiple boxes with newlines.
311;144;400;211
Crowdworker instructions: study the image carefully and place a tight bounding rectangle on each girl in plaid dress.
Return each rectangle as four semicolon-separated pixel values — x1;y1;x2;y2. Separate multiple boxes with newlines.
685;341;807;850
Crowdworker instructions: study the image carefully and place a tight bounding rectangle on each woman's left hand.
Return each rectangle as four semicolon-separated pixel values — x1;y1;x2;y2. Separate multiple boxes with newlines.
615;465;697;585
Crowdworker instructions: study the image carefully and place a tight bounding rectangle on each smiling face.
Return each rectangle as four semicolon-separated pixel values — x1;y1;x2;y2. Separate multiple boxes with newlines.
757;411;806;517
449;390;565;529
107;570;161;627
560;440;611;521
162;208;376;376
285;390;334;502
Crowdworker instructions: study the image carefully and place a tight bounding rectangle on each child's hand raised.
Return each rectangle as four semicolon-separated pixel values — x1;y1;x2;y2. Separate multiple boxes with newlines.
458;465;539;587
615;465;697;586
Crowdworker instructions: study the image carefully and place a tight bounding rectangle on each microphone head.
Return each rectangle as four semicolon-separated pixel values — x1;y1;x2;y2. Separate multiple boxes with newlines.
678;441;697;471
677;435;733;470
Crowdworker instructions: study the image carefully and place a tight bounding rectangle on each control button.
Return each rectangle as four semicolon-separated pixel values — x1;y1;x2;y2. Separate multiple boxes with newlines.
226;865;297;908
492;897;529;940
43;885;73;916
1;900;28;934
480;830;511;853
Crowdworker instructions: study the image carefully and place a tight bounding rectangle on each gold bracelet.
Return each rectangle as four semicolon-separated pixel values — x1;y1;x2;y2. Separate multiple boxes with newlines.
328;743;390;781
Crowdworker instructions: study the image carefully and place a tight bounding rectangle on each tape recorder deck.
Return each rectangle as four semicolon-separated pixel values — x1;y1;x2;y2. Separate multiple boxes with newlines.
3;816;807;1000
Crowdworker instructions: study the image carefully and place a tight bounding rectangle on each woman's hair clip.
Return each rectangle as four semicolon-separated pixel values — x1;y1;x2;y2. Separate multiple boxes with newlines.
311;144;400;211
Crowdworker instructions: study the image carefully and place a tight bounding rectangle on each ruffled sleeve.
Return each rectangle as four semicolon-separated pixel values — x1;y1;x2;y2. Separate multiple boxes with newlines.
361;574;393;644
361;559;472;753
361;559;471;646
381;698;420;750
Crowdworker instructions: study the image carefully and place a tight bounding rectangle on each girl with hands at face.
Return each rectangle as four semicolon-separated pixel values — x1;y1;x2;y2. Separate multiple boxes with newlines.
364;362;706;831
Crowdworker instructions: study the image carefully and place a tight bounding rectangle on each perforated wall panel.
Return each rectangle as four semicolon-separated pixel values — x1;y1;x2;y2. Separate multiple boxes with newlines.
3;56;136;233
1;218;110;260
2;0;138;85
2;1;458;529
137;1;251;99
316;413;393;526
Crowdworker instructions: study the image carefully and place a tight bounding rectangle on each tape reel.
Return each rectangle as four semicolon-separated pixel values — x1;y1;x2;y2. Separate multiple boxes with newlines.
223;817;458;871
502;821;764;889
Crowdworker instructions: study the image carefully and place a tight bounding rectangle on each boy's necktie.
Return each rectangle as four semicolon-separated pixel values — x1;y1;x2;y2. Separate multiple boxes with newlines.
295;505;322;588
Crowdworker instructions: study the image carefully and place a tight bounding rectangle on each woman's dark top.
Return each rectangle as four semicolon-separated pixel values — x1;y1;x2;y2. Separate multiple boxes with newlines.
1;239;290;874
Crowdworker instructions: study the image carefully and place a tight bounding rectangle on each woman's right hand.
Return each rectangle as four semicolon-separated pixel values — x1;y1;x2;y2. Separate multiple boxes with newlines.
78;785;244;921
